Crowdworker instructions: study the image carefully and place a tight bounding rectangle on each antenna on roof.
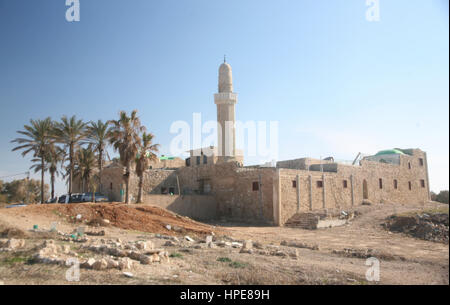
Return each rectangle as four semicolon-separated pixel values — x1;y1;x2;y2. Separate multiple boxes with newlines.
224;54;226;63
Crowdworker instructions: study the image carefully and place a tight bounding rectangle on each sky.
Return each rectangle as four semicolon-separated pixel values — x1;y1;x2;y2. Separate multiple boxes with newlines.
0;0;448;196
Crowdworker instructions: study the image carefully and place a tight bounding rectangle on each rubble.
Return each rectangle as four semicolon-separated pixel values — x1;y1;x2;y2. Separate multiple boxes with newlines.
92;259;108;270
280;240;320;251
164;240;177;247
85;230;106;236
0;238;26;251
184;236;194;242
231;242;243;248
239;240;253;254
385;213;449;244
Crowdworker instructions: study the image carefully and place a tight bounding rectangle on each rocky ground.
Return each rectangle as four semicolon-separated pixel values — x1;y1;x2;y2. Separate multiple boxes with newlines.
0;201;448;285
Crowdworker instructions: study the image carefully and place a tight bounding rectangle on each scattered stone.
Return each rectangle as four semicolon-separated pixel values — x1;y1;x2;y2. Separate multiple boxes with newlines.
253;241;264;249
123;272;134;278
165;225;172;231
86;230;105;236
184;236;194;242
81;258;96;269
118;257;133;270
151;253;160;263
231;242;243;248
216;241;232;248
92;259;108;270
0;238;25;250
164;241;176;247
281;240;320;251
172;226;183;233
240;240;253;254
106;258;119;269
288;249;299;259
136;240;154;250
274;251;287;257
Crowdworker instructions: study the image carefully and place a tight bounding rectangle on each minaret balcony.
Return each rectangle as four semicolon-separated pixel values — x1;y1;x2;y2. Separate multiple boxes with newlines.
214;92;238;105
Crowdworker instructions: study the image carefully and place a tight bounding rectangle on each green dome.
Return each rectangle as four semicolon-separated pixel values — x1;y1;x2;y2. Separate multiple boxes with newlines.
375;149;405;156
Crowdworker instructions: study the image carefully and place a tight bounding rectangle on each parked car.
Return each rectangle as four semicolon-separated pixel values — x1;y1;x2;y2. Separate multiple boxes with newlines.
6;204;27;208
57;194;70;204
69;193;83;203
45;197;58;204
81;192;109;203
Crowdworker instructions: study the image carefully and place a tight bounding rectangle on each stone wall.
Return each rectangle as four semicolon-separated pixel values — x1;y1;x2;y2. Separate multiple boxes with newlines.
142;194;217;221
278;149;430;225
176;162;276;224
99;149;430;227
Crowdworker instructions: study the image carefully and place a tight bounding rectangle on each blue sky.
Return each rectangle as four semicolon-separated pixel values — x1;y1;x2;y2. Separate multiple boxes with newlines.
0;0;448;195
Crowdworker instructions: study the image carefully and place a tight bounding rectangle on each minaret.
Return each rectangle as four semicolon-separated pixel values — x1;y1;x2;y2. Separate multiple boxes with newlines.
214;58;237;160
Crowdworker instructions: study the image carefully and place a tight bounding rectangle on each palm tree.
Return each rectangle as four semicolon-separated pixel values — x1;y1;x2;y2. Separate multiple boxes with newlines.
85;120;111;193
11;118;54;203
73;148;97;193
30;145;64;200
135;132;159;203
54;116;87;196
109;110;145;203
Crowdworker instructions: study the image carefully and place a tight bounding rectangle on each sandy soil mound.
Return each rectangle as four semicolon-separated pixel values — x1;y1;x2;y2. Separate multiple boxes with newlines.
1;203;218;237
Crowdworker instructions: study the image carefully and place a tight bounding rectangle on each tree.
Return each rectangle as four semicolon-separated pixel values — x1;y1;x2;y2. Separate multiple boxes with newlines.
109;110;145;203
30;145;64;200
431;190;449;204
73;148;97;193
11;118;54;203
135;132;159;203
0;179;49;204
54;116;87;196
85;120;111;193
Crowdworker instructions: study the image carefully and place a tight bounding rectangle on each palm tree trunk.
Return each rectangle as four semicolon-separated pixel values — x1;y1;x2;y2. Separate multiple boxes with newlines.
99;148;103;193
125;164;130;204
137;175;143;203
50;171;55;200
40;156;45;204
69;143;73;196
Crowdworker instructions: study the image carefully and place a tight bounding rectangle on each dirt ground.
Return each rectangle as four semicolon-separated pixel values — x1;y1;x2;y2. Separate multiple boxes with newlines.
0;201;448;285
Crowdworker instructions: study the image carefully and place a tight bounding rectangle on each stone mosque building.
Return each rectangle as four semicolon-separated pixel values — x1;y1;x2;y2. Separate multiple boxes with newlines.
94;60;431;227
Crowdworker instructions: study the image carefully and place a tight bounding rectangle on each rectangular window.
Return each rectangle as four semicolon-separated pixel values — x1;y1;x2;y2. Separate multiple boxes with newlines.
186;158;191;167
343;180;348;188
379;178;383;189
419;158;424;166
420;180;425;188
317;181;323;188
196;156;201;165
408;162;412;170
408;181;412;191
292;180;297;188
161;187;168;194
203;155;208;164
252;181;259;191
394;180;398;189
